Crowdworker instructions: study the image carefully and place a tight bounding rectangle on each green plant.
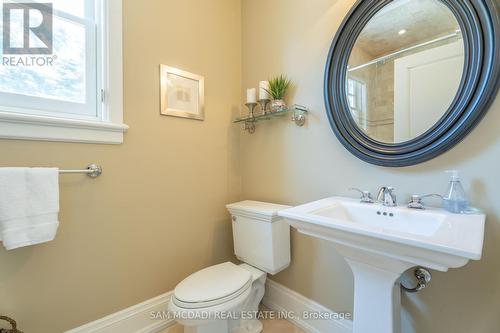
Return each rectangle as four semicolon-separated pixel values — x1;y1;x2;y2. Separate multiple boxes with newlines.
266;75;291;100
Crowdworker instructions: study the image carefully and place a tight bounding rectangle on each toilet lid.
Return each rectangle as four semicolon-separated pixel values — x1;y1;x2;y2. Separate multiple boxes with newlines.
173;262;252;308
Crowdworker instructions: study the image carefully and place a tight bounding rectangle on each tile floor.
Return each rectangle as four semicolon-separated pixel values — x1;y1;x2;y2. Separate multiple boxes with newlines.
160;309;304;333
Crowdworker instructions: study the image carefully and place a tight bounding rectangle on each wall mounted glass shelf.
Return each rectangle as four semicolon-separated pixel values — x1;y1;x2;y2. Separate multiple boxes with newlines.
234;104;308;134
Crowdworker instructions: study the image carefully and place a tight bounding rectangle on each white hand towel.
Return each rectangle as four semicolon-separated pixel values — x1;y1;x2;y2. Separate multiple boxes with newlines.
0;168;60;250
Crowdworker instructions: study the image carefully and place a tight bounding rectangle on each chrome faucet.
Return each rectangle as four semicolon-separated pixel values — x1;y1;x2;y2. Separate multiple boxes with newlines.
377;187;397;207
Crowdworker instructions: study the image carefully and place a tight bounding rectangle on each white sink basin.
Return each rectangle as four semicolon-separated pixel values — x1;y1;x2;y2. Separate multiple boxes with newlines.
280;197;485;270
312;201;444;237
278;196;485;333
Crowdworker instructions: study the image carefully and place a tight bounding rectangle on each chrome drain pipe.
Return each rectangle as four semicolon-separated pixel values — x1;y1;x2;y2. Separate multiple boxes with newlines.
401;267;432;293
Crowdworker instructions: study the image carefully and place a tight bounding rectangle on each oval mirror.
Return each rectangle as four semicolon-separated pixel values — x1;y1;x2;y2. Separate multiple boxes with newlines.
325;0;499;167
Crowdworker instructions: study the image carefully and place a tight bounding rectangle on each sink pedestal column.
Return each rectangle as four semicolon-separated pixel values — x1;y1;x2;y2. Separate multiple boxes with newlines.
335;244;414;333
346;259;410;333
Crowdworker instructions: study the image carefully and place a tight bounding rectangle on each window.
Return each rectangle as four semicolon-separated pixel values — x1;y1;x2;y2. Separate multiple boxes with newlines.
347;78;367;130
0;0;127;144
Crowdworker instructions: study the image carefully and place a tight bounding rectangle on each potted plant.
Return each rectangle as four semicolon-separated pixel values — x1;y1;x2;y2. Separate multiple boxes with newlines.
266;75;291;112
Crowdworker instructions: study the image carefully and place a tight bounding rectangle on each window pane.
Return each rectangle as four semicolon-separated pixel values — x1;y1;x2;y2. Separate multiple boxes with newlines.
348;79;355;94
348;95;355;108
0;16;87;104
38;0;87;18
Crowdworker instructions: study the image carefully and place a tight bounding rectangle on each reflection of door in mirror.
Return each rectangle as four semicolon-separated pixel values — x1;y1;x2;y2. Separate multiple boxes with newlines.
394;41;464;142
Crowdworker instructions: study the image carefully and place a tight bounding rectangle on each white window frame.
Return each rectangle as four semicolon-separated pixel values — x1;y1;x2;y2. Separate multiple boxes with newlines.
0;0;128;144
347;77;367;131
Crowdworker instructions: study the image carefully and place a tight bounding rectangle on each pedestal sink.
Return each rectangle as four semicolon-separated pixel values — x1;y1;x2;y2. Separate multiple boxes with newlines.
278;197;485;333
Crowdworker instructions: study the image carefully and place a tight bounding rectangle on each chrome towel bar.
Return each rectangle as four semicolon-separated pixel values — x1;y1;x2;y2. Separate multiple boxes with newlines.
59;164;102;178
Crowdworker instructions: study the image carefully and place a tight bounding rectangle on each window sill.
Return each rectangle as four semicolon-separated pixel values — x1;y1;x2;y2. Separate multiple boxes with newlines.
0;111;129;144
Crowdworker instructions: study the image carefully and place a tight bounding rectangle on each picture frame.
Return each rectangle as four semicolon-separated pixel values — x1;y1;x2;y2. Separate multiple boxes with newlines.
160;65;205;120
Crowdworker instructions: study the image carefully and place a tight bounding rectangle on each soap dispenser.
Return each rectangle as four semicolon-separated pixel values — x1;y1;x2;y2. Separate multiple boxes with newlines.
443;170;469;214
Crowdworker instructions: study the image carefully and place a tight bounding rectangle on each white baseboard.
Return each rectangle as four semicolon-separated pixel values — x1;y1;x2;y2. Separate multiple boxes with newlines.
65;280;353;333
65;292;174;333
263;279;353;333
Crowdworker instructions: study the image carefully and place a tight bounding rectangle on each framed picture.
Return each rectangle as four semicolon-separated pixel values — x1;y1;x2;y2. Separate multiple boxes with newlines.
160;65;205;120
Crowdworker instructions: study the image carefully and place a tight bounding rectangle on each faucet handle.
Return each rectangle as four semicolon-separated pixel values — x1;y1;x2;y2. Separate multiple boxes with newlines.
408;194;443;209
350;188;374;203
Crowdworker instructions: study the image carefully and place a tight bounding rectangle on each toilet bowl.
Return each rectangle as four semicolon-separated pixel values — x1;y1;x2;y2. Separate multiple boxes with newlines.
168;201;291;333
169;262;266;333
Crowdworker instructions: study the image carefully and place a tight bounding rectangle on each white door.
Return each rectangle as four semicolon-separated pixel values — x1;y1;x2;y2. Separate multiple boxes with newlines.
394;40;464;142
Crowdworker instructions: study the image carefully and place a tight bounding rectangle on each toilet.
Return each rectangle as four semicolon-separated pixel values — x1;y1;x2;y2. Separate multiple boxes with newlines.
168;201;291;333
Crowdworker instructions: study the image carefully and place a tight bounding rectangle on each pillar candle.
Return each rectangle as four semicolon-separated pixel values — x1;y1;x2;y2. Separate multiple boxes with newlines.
247;88;257;104
259;81;270;100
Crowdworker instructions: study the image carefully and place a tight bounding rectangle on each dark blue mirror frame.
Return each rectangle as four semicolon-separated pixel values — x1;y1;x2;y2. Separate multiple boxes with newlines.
324;0;500;167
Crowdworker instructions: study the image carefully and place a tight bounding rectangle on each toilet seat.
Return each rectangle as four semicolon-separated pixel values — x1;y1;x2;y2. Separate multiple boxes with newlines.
173;262;253;309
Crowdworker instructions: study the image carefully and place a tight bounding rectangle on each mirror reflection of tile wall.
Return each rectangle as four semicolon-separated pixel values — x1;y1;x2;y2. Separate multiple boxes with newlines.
349;46;395;142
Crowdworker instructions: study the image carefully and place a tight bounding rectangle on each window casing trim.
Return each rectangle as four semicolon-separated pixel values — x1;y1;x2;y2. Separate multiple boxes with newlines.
0;0;127;144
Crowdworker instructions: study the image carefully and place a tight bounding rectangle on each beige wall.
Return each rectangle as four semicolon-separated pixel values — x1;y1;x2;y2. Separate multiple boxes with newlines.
0;0;241;332
241;0;500;332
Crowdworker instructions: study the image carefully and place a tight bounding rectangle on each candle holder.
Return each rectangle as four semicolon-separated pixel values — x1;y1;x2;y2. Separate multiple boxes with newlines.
258;99;271;115
245;102;258;118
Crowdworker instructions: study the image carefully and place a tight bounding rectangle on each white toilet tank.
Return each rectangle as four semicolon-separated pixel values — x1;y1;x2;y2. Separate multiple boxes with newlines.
226;201;291;275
